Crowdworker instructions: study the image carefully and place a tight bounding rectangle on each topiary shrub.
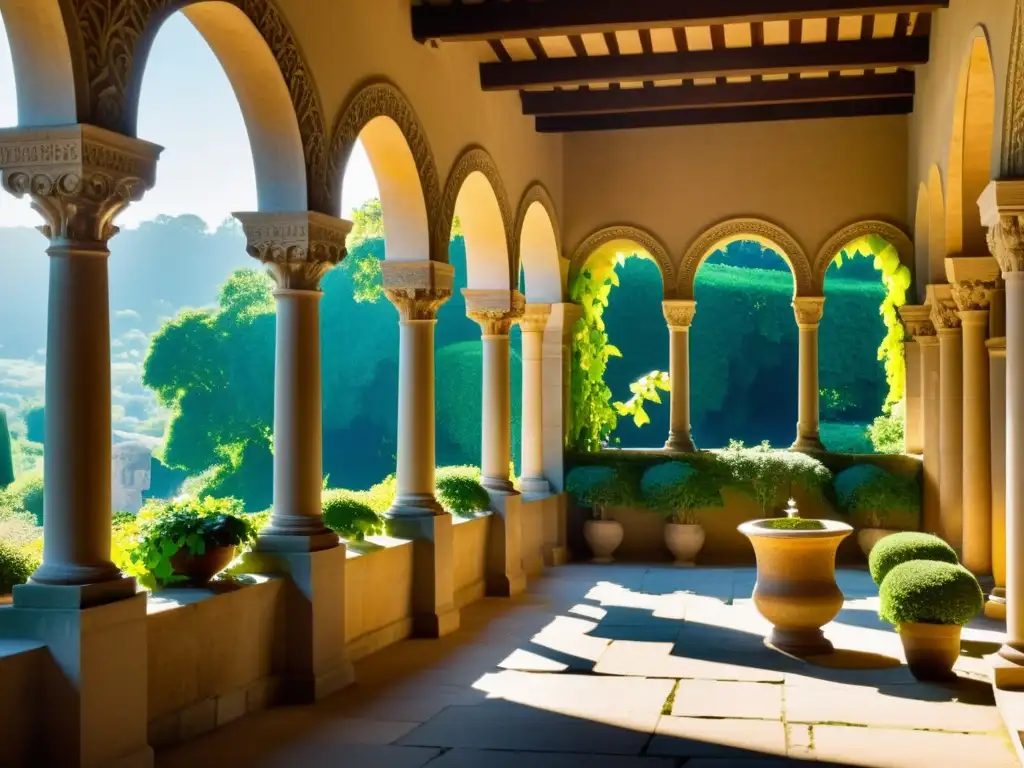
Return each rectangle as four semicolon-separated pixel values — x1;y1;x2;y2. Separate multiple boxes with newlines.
640;461;722;525
0;409;14;490
834;465;920;530
879;560;983;626
760;517;826;531
436;465;491;517
717;441;832;516
566;465;631;521
322;489;383;541
868;531;958;586
0;538;38;594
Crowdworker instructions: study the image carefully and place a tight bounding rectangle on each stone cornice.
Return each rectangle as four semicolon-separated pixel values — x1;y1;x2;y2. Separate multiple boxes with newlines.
792;297;825;327
0;124;162;243
234;211;351;291
898;304;936;339
463;289;525;336
520;303;552;334
382;261;454;321
662;300;696;329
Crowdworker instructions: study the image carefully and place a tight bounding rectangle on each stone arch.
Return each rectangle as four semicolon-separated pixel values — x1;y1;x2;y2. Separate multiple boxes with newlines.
914;183;931;301
0;0;80;125
1000;0;1024;177
813;220;915;294
927;165;947;282
946;29;996;257
514;183;563;303
569;225;676;299
73;0;331;212
677;218;813;300
439;146;514;288
329;79;440;262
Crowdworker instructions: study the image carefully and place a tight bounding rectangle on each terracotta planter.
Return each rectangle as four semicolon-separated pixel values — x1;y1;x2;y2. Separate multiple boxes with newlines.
857;527;898;558
584;519;624;564
665;522;705;566
738;519;853;656
168;545;237;586
898;622;961;681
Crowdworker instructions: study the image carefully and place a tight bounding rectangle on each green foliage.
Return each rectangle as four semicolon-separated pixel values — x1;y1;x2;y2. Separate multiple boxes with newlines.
717;441;832;515
362;474;397;515
0;471;44;525
129;496;256;589
868;531;959;586
0;410;14;490
640;462;722;524
760;517;826;531
565;465;631;519
820;421;874;454
0;506;41;547
435;466;491;517
614;370;671;428
24;405;44;445
879;560;982;626
869;401;905;454
322;489;384;541
0;538;37;594
834;465;920;529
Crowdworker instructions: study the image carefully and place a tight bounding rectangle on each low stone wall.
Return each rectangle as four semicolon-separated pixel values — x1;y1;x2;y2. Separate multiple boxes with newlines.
0;637;47;766
453;515;489;608
344;538;415;661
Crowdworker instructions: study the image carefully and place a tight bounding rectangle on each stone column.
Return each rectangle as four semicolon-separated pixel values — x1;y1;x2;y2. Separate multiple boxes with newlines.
662;300;697;453
929;285;964;550
917;324;941;535
791;297;826;452
988;336;1008;619
464;289;526;493
899;304;933;455
519;303;552;495
382;261;459;637
948;257;1001;576
0;125;160;768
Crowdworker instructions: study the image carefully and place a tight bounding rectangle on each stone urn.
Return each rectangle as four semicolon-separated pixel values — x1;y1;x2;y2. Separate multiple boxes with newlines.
169;545;237;586
738;517;853;655
897;622;961;681
665;523;705;566
584;518;624;564
857;527;897;558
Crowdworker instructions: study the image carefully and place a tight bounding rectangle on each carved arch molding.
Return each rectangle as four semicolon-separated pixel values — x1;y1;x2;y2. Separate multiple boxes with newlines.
569;225;678;298
513;182;562;279
438;146;514;273
677;218;814;299
1002;0;1024;176
813;221;915;294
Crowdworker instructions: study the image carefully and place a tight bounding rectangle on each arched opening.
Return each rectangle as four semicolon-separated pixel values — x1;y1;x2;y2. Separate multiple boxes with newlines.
914;183;931;297
946;32;996;258
518;195;563;304
927;165;947;282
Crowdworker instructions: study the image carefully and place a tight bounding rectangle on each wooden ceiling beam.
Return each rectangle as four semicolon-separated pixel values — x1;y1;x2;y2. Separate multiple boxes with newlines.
521;71;915;115
413;1;948;43
534;96;914;132
481;37;930;90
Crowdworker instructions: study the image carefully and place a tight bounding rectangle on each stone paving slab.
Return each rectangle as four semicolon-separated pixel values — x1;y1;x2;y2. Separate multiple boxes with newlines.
648;716;788;759
671;679;783;720
595;640;787;682
427;749;675;767
810;725;1019;767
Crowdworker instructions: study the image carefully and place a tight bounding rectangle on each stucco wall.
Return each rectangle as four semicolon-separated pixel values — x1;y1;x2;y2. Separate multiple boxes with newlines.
563;115;909;274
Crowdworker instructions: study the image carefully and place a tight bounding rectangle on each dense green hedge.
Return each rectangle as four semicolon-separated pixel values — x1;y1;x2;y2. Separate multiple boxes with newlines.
868;532;958;586
879;560;982;626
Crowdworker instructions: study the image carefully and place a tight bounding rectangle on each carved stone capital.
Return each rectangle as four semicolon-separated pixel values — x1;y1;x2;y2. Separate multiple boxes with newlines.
662;300;696;329
945;256;1002;311
464;289;525;336
792;297;825;327
234;211;351;291
0;124;161;244
979;180;1024;275
898;304;936;339
520;303;552;334
382;261;454;321
925;284;961;330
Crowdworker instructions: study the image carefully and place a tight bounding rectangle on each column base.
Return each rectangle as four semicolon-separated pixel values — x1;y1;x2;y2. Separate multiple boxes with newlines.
482;476;516;494
385;493;444;518
791;434;826;452
257;516;339;553
664;432;696;453
992;647;1024;689
384;513;459;638
986;588;1007;620
543;544;570;567
519;475;551;497
14;575;138;609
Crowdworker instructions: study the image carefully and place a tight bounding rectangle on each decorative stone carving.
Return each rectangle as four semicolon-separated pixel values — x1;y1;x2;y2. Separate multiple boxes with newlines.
813;221;915;295
898;304;937;339
235;211;350;291
951;280;1000;311
438;147;514;272
1002;0;1024;177
329;80;442;228
570;225;677;296
0;124;161;243
382;261;454;321
997;215;1024;274
929;294;962;330
464;289;525;336
662;300;697;329
678;218;814;300
792;297;826;327
945;255;1002;311
513;182;562;281
520;303;552;334
72;0;332;213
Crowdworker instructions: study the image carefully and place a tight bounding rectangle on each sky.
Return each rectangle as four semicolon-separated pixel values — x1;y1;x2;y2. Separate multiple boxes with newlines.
0;13;379;230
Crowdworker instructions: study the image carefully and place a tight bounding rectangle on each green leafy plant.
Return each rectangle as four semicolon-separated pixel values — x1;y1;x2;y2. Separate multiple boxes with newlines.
614;370;671;428
129;495;256;589
436;466;491;517
833;464;920;529
879;560;983;626
566;465;631;521
868;401;905;454
322;490;383;541
0;471;44;525
717;441;832;516
761;517;826;531
868;531;959;586
640;461;722;525
0;538;38;594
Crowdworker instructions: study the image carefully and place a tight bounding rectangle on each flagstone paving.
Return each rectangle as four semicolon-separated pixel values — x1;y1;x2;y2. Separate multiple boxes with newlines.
157;564;1019;768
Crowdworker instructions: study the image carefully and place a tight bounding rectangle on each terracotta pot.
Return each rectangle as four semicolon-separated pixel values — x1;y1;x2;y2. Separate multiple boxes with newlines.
665;522;705;566
898;622;961;681
857;527;898;558
169;545;237;585
584;519;624;564
738;519;853;656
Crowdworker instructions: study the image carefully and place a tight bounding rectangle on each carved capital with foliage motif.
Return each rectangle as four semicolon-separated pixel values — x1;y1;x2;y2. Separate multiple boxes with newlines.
382;260;453;321
792;297;825;328
235;211;350;292
926;284;961;330
0;124;161;245
520;303;552;334
945;256;1001;312
662;300;696;329
979;180;1024;275
464;289;525;336
898;304;936;339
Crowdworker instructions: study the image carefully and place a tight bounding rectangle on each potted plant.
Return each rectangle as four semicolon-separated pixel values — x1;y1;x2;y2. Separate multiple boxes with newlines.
640;461;722;566
566;465;630;563
130;495;257;589
834;465;921;557
867;531;959;586
879;559;983;680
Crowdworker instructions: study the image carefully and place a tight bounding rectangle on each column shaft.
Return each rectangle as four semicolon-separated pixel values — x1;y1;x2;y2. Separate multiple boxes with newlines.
960;310;992;574
920;337;942;535
394;319;442;514
481;333;513;491
1005;272;1024;651
938;328;964;549
791;298;825;451
666;327;695;452
988;337;1007;617
904;339;924;453
520;310;550;494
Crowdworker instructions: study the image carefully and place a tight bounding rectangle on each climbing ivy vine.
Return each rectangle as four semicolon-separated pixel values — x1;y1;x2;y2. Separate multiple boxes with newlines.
614;370;671;428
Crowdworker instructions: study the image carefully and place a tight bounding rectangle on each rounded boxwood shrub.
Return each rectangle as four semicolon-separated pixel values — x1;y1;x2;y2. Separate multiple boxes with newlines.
833;465;920;530
566;465;631;519
436;466;491;517
640;461;722;525
0;539;38;594
868;531;959;586
322;490;383;541
879;560;983;626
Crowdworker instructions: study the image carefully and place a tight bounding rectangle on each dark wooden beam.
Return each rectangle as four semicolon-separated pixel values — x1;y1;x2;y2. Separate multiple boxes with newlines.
481;37;930;90
535;96;914;132
521;71;915;115
413;1;949;42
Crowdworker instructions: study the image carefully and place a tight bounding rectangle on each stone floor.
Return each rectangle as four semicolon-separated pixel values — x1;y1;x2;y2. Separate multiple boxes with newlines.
157;564;1019;767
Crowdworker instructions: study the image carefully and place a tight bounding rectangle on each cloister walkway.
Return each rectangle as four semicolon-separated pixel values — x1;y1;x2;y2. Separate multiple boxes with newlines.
157;565;1018;768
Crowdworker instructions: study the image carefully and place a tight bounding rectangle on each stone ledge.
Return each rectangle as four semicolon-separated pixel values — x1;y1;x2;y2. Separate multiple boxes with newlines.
146;574;280;616
345;534;413;560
